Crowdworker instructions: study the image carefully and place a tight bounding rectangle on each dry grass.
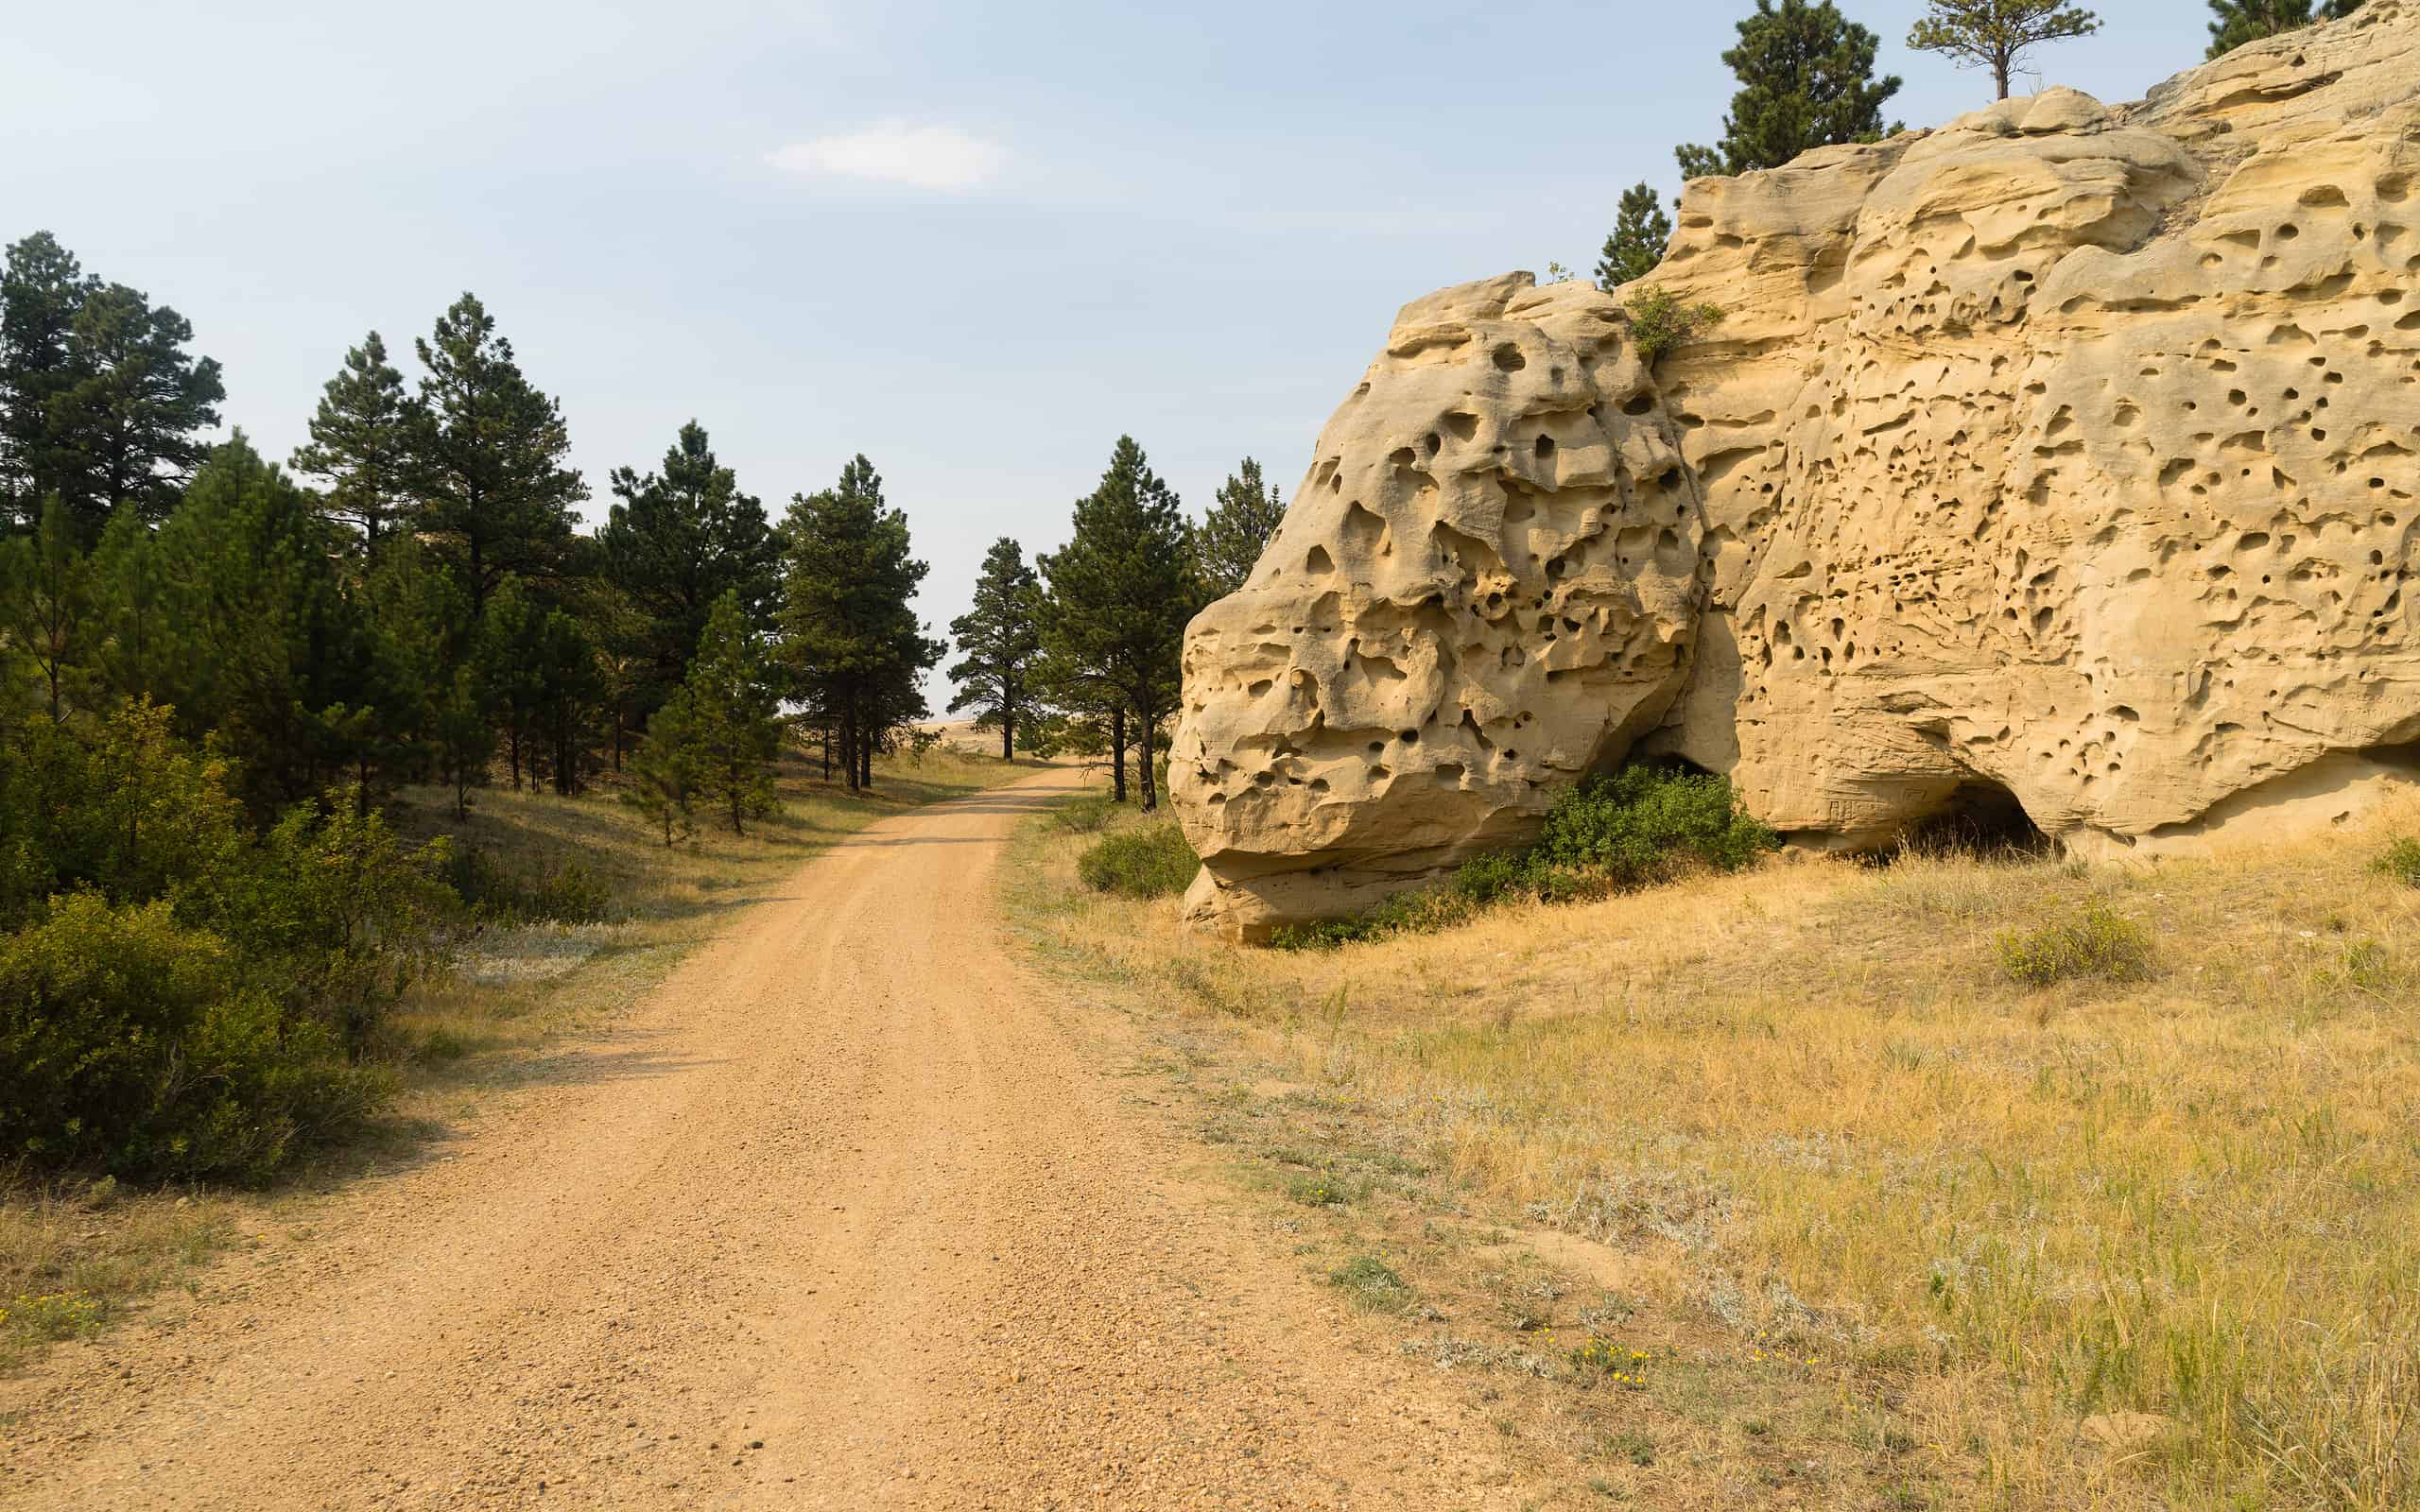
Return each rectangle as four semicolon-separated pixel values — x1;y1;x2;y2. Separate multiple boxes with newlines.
1010;790;2420;1510
1;743;1036;1377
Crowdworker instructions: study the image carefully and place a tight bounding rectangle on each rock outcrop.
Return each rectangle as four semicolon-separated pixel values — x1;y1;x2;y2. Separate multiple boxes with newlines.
1171;3;2420;938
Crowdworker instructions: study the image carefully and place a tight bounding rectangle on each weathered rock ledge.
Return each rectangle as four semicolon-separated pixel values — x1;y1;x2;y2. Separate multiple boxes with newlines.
1172;3;2420;938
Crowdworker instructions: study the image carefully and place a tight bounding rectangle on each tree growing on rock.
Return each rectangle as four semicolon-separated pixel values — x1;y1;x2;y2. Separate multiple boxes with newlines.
1908;0;2101;99
1194;457;1286;598
2205;0;2360;58
1038;437;1201;812
1675;0;1903;180
1596;183;1673;292
946;538;1044;760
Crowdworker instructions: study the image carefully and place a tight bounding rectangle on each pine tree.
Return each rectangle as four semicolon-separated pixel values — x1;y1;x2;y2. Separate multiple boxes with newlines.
622;687;704;845
1675;0;1904;180
292;332;416;552
777;456;942;792
476;576;544;791
1037;436;1202;812
946;538;1044;760
0;232;97;528
407;293;585;611
0;499;94;722
357;536;475;796
2205;0;2360;58
528;609;606;797
1596;184;1674;293
683;593;780;833
597;421;779;714
145;437;370;814
1195;458;1287;598
1908;0;2100;99
40;282;225;538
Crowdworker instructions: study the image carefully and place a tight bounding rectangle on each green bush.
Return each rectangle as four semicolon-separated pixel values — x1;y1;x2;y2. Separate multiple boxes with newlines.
1076;821;1200;899
1996;900;2156;988
2373;837;2420;889
1329;1252;1412;1313
1624;286;1725;365
1273;765;1776;948
0;894;389;1182
445;846;607;924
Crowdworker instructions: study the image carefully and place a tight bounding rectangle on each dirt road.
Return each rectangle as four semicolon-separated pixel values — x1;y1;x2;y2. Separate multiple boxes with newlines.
3;768;1513;1510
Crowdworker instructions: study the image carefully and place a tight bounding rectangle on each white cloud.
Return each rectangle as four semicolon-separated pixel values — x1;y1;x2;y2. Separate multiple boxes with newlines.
765;121;1007;192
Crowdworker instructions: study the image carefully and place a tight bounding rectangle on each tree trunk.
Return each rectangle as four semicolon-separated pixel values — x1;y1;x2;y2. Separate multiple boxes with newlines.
1000;712;1013;762
1136;698;1157;812
859;730;873;789
1995;49;2011;100
1111;706;1128;801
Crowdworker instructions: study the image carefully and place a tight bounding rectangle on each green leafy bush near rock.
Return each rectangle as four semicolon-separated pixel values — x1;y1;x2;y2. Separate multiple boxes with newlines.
1623;287;1726;365
1076;821;1200;899
1273;765;1777;948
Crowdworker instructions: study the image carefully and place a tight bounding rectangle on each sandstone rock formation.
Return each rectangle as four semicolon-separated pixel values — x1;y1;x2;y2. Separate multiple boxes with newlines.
1171;3;2420;938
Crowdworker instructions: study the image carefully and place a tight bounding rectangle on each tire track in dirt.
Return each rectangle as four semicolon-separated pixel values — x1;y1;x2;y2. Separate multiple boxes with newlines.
3;767;1519;1510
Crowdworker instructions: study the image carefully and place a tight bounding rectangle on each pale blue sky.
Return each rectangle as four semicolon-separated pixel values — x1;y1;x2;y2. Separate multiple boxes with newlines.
6;1;2222;669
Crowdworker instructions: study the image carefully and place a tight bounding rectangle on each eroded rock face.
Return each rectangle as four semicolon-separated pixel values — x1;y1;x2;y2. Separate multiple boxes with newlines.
1172;3;2420;938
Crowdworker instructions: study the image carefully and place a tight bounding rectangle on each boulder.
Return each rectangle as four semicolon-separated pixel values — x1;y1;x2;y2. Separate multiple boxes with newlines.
1171;2;2420;938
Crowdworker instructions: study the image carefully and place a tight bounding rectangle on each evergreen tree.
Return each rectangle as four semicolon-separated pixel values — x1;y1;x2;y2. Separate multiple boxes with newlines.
40;281;225;539
406;293;585;611
1675;0;1904;180
357;536;475;799
0;499;94;722
777;455;942;792
1908;0;2100;99
1037;437;1202;812
1596;183;1674;293
622;687;703;846
527;609;606;797
2206;0;2360;58
145;437;370;814
291;332;416;552
1195;457;1286;597
597;421;779;714
0;232;97;527
683;592;781;833
945;537;1044;760
475;576;544;791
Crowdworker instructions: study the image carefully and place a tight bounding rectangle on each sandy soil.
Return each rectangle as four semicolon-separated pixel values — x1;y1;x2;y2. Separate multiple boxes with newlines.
2;767;1517;1510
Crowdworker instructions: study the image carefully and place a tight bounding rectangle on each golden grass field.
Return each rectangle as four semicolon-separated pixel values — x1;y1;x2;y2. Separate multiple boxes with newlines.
0;744;1033;1376
1010;795;2420;1510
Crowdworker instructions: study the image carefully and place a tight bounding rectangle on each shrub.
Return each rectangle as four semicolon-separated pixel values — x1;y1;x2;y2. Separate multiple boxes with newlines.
1076;822;1200;899
1329;1253;1411;1313
1624;287;1725;365
445;846;608;925
1996;900;2155;988
1272;765;1776;948
2373;837;2420;889
1534;765;1779;886
0;894;389;1182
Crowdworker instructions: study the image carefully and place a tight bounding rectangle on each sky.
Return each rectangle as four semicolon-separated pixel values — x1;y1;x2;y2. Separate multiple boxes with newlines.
5;0;2227;694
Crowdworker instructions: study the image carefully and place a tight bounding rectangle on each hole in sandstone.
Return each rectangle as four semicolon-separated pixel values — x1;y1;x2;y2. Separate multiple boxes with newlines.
1493;343;1527;372
1621;392;1655;417
1903;780;2055;859
1535;435;1555;459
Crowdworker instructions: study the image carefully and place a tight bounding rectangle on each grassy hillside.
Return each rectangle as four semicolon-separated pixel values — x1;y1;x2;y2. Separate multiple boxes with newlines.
2;746;1035;1374
1011;795;2420;1510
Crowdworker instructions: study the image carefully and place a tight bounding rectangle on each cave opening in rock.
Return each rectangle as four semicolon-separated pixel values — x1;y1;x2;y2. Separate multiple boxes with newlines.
1908;779;2053;858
